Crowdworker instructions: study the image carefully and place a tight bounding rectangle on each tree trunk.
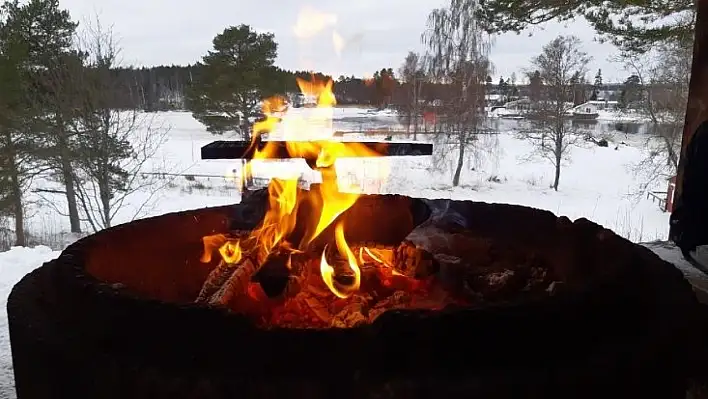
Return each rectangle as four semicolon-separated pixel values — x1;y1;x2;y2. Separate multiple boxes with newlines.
412;81;418;141
62;162;81;233
412;108;418;141
5;135;26;246
57;123;81;233
553;145;562;191
553;163;560;191
99;177;111;229
242;119;253;142
11;179;25;246
452;133;466;187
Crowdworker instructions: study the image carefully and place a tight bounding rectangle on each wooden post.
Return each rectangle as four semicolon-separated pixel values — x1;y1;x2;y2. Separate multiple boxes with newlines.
667;176;677;213
675;0;708;205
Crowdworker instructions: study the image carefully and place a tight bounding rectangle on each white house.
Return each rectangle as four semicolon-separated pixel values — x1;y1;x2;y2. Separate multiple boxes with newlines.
572;100;620;114
485;94;504;106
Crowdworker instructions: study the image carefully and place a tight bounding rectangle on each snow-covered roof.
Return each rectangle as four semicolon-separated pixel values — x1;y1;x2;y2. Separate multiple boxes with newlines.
584;100;619;105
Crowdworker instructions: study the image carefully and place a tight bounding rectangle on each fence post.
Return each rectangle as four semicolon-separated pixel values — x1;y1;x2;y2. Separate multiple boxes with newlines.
666;176;677;212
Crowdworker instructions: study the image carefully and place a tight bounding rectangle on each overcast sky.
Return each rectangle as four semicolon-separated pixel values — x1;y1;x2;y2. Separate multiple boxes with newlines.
58;0;628;83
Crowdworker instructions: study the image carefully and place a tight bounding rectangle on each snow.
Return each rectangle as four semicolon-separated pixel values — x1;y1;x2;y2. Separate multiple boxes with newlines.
0;106;681;394
596;110;647;122
0;246;60;398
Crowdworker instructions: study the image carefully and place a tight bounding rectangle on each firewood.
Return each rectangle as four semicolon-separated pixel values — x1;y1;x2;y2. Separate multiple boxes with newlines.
393;240;439;279
278;275;304;300
208;257;258;306
352;241;438;279
195;259;234;303
254;252;291;298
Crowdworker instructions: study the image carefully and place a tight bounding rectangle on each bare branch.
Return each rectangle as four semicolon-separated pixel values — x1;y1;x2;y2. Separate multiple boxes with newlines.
421;0;495;187
612;35;691;195
520;35;591;191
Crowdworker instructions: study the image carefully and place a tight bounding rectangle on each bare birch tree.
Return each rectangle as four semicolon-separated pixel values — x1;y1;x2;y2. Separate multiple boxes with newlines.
613;32;692;193
68;18;170;232
422;0;493;187
523;35;590;191
397;51;426;139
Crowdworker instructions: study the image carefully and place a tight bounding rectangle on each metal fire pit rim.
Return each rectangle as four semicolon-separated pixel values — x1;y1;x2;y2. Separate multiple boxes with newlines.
7;197;706;394
43;197;670;335
51;200;583;332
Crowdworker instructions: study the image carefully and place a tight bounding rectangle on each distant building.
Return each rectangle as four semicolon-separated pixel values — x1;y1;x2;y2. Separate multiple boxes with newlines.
485;93;504;106
504;98;533;112
572;100;620;114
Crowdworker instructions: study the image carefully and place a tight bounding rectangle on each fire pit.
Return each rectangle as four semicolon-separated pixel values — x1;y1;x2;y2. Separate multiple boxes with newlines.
7;76;707;399
7;194;706;398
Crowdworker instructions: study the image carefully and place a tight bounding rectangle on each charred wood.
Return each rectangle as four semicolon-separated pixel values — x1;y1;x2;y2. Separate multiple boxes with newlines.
207;257;258;306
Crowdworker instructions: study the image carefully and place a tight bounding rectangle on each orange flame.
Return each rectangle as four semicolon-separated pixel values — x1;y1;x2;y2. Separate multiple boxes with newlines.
200;234;229;263
320;221;361;298
219;240;242;264
202;75;388;298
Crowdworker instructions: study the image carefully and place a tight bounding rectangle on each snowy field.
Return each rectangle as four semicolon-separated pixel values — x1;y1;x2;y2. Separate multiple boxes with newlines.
0;106;672;395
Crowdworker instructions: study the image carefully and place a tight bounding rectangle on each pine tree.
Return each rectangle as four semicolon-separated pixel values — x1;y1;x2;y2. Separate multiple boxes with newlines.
509;72;518;97
0;0;47;245
591;68;603;100
373;67;396;107
527;70;542;101
498;77;508;98
619;74;642;108
15;0;82;233
476;0;694;54
185;25;280;140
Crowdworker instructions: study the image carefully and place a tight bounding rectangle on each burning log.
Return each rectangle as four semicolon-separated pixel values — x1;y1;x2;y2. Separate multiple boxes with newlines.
206;257;258;306
195;259;234;303
393;240;438;278
254;252;292;298
354;241;439;279
196;236;441;306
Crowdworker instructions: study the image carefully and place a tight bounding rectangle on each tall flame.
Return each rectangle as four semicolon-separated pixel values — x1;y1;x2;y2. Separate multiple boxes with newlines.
203;75;388;298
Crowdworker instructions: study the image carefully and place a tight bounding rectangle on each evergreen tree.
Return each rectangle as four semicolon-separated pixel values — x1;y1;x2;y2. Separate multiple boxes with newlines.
527;70;542;101
476;0;694;53
0;0;47;245
570;71;587;105
185;24;280;140
509;72;518;97
498;77;508;98
14;0;82;233
373;67;396;107
591;68;603;100
619;74;642;108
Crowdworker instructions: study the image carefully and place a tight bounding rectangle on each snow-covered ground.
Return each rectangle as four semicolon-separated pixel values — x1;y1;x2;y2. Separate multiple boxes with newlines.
0;106;676;396
0;247;59;397
19;108;669;244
